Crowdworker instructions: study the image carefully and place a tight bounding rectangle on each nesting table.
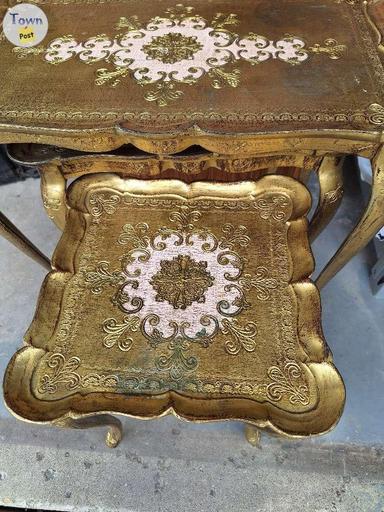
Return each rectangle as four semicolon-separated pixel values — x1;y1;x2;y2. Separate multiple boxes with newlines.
1;0;384;447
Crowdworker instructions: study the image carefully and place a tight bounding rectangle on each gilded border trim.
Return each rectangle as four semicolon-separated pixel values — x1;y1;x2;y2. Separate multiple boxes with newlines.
1;0;384;140
0;105;382;126
9;0;136;4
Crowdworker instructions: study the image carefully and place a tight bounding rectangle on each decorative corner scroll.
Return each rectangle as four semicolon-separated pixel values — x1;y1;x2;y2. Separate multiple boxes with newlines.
334;0;357;5
367;102;384;125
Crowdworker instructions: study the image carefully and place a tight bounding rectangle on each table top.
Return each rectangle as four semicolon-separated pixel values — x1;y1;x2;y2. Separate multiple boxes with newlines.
4;174;345;436
1;0;384;152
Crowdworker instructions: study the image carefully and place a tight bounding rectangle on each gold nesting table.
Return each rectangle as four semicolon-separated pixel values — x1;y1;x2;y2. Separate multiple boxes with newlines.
1;0;384;446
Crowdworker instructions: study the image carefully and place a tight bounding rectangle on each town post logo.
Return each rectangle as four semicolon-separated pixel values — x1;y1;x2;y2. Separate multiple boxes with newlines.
19;25;36;44
3;3;48;48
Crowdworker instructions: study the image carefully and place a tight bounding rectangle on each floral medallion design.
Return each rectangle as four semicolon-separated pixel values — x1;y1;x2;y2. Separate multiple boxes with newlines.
150;255;214;309
33;184;315;410
14;4;347;106
83;202;280;381
142;32;203;64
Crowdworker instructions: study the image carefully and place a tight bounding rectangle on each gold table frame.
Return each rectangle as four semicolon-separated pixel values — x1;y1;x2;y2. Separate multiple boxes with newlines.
1;0;384;446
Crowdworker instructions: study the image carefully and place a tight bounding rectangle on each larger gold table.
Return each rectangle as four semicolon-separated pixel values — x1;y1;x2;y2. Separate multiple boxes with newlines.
1;0;384;447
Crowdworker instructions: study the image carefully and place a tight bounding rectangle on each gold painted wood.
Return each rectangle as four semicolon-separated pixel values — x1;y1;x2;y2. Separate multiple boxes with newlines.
317;145;384;288
4;175;345;439
32;149;319;181
5;138;379;297
2;0;384;444
7;143;320;178
244;424;261;447
0;211;51;270
53;414;123;448
40;161;68;230
9;143;324;238
0;0;383;156
309;156;344;242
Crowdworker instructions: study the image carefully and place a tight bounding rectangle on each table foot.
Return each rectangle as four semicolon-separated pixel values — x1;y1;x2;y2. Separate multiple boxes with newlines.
54;414;123;448
105;420;123;448
244;424;261;447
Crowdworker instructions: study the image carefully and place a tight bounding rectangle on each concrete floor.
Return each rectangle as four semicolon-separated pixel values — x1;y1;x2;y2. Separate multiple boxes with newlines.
0;168;383;511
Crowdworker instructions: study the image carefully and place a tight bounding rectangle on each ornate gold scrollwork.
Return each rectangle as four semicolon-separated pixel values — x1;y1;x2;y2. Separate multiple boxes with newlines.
151;255;215;309
79;200;291;384
15;5;348;106
308;39;347;59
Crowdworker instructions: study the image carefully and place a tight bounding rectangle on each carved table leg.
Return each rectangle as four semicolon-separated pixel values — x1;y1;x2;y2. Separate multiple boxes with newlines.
0;211;51;270
40;162;68;230
54;414;123;448
317;148;384;289
244;424;261;447
309;155;344;242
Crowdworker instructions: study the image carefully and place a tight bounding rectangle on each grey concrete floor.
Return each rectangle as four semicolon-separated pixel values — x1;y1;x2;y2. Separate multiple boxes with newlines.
0;169;383;511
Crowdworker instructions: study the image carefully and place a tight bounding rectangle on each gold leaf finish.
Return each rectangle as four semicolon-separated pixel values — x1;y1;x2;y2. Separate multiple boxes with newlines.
368;103;384;125
266;362;310;406
221;319;258;355
208;68;241;89
142;32;204;64
0;0;384;139
4;176;345;438
38;353;119;394
2;0;384;447
8;5;350;107
308;38;347;59
143;81;185;107
150;255;215;309
102;316;140;351
84;261;125;294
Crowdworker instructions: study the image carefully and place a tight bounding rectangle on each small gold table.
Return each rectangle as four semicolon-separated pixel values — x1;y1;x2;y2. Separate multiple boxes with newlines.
1;0;384;446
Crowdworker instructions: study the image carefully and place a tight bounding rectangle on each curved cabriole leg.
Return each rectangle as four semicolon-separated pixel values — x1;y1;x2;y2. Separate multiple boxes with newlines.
0;211;51;270
54;414;123;448
309;155;344;242
317;148;384;289
40;162;68;231
244;424;261;447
